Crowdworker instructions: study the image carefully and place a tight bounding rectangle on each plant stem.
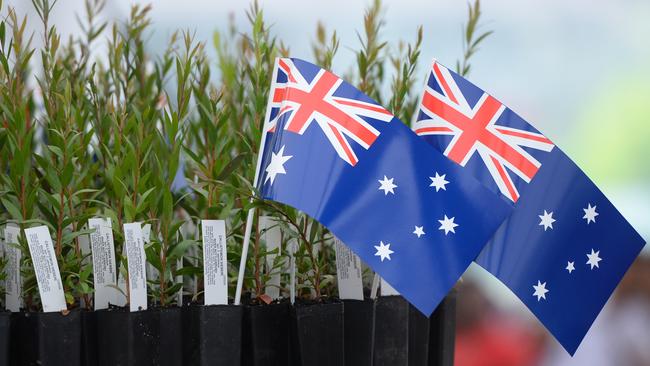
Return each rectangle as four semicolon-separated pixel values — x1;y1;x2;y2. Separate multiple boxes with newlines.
269;205;322;299
302;219;321;299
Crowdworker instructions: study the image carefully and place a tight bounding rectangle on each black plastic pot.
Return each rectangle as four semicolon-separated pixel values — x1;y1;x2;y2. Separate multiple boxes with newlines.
10;312;38;366
290;301;345;366
96;308;159;366
10;311;83;366
0;312;10;365
158;307;183;366
408;303;430;366
342;299;374;366
242;302;290;366
373;296;409;366
428;290;456;366
10;311;83;365
35;310;82;366
81;310;98;366
182;304;243;366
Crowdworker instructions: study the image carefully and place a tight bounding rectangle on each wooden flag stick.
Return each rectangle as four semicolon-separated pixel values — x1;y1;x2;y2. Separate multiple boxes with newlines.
234;59;281;306
290;254;296;305
370;273;380;299
234;208;255;305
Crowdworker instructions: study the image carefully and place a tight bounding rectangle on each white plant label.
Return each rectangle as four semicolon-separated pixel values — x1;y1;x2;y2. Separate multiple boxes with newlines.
142;223;158;282
288;239;298;304
88;218;118;310
190;222;200;298
0;234;4;302
114;247;128;307
78;231;91;265
24;226;67;312
123;222;148;312
381;277;400;296
260;216;281;300
181;219;199;298
334;238;364;300
176;257;183;306
142;224;151;243
201;220;228;305
306;222;319;298
4;224;22;312
76;228;92;309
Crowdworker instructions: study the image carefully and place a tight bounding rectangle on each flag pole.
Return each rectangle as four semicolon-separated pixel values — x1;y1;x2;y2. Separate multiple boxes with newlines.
370;273;380;299
234;58;281;306
234;208;255;305
289;241;296;304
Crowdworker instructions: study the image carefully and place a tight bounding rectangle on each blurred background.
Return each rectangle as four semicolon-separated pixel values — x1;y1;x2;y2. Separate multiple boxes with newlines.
7;0;650;364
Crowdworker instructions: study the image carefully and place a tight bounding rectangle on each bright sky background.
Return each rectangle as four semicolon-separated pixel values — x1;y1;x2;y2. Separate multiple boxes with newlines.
8;0;649;239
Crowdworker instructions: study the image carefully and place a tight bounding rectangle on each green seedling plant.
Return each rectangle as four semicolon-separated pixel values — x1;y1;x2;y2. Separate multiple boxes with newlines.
0;0;491;311
145;31;201;307
0;2;42;311
457;0;492;77
91;4;165;306
181;45;245;302
31;0;103;310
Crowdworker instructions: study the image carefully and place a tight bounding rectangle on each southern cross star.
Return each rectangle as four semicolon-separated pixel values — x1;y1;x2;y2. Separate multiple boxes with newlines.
538;210;556;231
438;215;458;235
429;172;449;192
533;280;549;301
374;241;394;262
586;249;602;269
413;226;425;238
378;176;397;195
566;261;575;274
583;203;599;224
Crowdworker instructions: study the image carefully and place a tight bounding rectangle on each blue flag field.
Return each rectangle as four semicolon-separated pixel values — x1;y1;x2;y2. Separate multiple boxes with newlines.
414;60;646;354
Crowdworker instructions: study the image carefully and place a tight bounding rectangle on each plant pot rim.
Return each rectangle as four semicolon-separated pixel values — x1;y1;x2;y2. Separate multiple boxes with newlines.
243;299;291;308
186;302;242;308
291;297;343;307
14;308;81;316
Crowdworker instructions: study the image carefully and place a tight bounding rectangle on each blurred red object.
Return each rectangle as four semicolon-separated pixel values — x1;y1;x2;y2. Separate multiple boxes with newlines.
455;282;543;366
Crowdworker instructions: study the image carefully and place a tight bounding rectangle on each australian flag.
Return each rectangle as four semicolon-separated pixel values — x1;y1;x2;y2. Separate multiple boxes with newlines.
255;57;512;315
414;60;646;354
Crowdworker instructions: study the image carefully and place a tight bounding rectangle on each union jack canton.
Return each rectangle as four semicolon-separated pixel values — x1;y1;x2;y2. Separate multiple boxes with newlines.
268;58;393;166
414;61;555;202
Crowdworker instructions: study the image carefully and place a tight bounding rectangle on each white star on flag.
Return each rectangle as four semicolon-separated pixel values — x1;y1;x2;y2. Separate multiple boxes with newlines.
533;280;549;301
264;145;293;185
429;172;449;192
583;203;599;224
538;210;556;231
438;215;458;235
374;241;394;262
586;249;602;269
413;226;425;238
378;176;397;195
566;261;575;274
